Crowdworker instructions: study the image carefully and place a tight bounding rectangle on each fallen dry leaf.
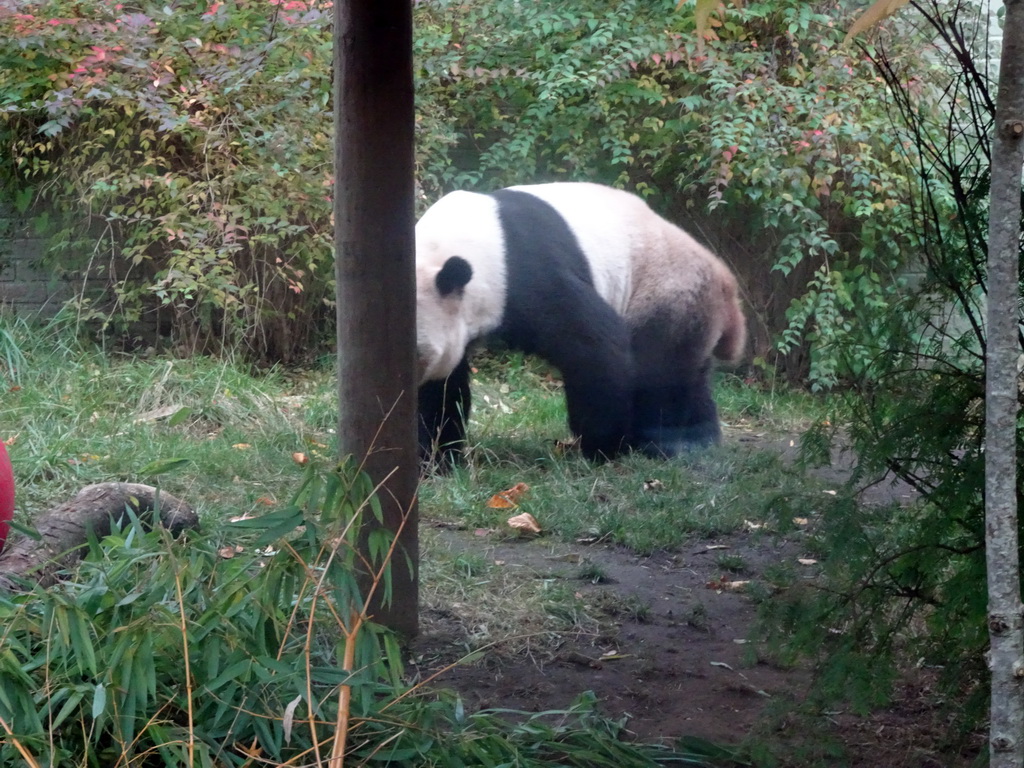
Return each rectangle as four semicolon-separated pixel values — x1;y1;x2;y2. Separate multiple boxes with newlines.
798;557;818;565
642;478;665;492
486;481;530;509
218;545;244;559
507;511;542;535
743;519;764;531
232;443;252;450
554;436;580;454
792;517;809;526
721;580;750;591
706;575;749;591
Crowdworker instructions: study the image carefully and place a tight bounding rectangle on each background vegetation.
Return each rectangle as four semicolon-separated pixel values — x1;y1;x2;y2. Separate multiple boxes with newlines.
2;0;1022;762
761;0;1024;738
3;0;929;382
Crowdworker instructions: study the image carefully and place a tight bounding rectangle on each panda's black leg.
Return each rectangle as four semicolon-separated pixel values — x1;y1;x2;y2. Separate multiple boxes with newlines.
629;322;720;457
530;299;633;460
418;356;472;470
631;369;721;457
563;374;633;459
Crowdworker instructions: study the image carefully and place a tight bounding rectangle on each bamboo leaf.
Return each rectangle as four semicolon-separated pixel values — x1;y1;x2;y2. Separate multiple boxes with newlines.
91;683;106;720
204;658;252;693
50;688;85;730
166;405;192;427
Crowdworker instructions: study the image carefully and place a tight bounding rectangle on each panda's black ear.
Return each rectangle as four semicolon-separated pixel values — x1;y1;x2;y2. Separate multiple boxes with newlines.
436;256;473;297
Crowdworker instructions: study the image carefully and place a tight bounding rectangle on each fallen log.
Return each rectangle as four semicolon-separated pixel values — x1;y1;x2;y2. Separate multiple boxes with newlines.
0;483;199;589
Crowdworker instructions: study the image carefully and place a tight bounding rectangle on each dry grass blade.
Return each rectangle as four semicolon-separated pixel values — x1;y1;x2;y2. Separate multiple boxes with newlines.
0;713;42;768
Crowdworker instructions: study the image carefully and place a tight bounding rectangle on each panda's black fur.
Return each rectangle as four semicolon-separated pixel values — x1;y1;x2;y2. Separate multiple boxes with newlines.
416;182;746;467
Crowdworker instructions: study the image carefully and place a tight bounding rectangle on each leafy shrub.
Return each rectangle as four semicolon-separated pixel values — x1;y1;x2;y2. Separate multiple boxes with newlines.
0;462;399;765
4;0;931;377
1;0;335;361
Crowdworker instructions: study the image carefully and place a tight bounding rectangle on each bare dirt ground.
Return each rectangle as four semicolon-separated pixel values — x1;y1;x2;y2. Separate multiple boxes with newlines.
409;436;984;767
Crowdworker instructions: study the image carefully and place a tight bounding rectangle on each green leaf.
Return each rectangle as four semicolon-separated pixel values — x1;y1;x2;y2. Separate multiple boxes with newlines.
50;687;86;730
166;406;193;427
204;658;252;693
91;683;107;720
8;519;42;540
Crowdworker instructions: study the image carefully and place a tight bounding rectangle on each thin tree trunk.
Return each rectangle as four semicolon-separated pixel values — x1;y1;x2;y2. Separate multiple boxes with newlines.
333;0;418;636
0;483;198;589
985;0;1024;764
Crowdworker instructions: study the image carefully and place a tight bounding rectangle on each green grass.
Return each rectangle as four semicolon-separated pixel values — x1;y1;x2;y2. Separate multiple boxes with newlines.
2;318;327;522
1;318;830;643
419;354;825;555
0;315;830;766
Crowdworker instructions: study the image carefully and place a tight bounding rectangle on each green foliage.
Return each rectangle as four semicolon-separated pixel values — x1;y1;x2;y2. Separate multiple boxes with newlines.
758;0;1021;740
0;459;395;766
1;0;334;360
414;0;675;192
0;315;27;385
0;461;721;767
2;0;927;376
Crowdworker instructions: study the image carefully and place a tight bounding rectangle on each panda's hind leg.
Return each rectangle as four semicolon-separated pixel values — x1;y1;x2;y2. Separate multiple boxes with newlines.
629;320;721;457
418;356;472;470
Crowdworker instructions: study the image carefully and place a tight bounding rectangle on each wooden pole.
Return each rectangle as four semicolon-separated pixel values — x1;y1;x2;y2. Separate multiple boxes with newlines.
333;0;418;636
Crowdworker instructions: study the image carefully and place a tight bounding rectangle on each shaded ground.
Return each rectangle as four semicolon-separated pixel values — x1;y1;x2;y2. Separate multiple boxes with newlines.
409;435;983;767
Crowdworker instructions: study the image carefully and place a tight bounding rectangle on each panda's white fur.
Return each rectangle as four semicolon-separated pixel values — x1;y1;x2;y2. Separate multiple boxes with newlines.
416;181;746;463
415;191;507;382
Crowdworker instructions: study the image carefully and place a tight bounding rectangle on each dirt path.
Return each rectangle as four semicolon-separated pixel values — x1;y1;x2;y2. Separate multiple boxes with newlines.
410;439;982;766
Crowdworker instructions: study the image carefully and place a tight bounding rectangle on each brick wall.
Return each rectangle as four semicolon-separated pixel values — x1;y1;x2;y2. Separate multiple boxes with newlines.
0;207;75;316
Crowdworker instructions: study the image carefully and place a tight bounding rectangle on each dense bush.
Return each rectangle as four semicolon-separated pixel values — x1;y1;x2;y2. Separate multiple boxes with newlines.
0;461;720;767
1;0;335;360
2;0;930;377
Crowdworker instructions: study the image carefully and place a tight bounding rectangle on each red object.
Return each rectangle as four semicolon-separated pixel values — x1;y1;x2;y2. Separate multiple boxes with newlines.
0;441;13;552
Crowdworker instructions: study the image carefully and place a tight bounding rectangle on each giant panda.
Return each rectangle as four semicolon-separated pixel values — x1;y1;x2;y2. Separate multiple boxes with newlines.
416;182;746;466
